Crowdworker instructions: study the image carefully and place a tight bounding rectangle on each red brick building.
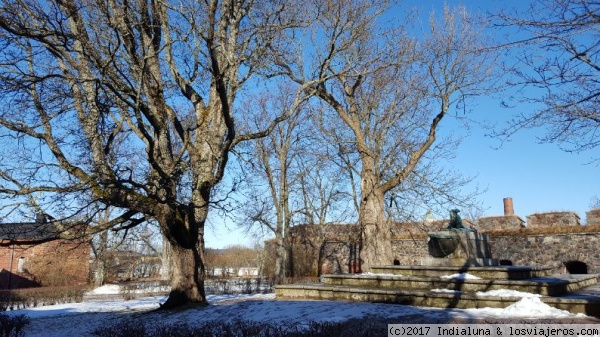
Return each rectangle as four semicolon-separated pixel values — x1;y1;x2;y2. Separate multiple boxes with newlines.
0;215;90;289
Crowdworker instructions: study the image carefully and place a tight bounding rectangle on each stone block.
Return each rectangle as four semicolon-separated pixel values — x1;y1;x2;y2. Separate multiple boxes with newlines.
526;212;580;227
477;215;525;231
586;209;600;225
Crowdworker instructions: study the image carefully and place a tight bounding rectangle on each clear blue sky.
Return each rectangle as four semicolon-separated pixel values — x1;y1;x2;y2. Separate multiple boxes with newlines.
205;0;600;248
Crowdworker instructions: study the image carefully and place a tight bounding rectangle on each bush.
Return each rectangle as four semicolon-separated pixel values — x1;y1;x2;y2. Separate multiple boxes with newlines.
91;319;382;337
90;320;148;337
120;280;170;300
0;286;87;311
0;313;29;337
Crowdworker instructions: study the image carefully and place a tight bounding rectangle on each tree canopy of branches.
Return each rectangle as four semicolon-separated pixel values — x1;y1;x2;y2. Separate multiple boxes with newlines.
497;0;600;159
0;0;495;308
275;2;495;269
236;85;353;282
0;0;307;309
236;86;310;282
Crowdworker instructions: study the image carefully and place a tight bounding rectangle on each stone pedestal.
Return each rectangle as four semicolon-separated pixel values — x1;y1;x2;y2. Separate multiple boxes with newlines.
423;230;499;266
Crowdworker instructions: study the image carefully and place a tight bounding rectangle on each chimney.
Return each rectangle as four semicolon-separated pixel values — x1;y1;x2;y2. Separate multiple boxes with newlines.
35;212;46;224
503;197;514;216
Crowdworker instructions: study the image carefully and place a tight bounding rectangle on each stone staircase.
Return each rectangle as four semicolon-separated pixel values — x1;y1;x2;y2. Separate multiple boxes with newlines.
275;265;600;317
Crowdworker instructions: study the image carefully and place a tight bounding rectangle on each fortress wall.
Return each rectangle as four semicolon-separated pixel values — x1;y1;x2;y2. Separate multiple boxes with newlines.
290;209;600;276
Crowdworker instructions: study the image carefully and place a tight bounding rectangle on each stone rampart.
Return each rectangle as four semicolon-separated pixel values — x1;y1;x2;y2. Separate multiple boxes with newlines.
477;215;525;231
526;211;580;227
586;209;600;225
289;210;600;276
490;232;600;273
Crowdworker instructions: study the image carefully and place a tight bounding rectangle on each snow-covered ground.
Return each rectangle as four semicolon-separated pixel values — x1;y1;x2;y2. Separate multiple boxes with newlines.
6;284;598;337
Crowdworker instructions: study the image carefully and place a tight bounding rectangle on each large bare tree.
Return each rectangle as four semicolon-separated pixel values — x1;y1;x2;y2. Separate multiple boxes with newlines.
276;2;495;270
0;0;306;308
497;0;600;159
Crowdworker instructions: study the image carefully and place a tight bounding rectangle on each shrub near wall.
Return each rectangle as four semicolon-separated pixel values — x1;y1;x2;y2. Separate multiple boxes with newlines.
0;286;87;311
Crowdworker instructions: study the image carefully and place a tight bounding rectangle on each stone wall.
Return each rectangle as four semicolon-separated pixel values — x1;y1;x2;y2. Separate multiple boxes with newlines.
587;209;600;225
526;211;580;227
490;233;600;273
289;210;600;276
391;239;429;266
477;215;525;231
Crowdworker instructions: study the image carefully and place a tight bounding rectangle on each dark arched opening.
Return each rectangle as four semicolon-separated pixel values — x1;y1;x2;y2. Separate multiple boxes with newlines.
564;260;588;274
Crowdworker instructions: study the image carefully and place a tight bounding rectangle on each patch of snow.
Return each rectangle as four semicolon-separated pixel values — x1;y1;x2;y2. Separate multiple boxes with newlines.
7;284;591;337
85;284;121;295
360;272;403;277
440;273;482;280
430;289;461;294
501;297;574;317
475;289;542;298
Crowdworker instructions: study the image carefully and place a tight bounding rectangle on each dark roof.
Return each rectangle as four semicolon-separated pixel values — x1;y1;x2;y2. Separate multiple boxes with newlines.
0;222;60;241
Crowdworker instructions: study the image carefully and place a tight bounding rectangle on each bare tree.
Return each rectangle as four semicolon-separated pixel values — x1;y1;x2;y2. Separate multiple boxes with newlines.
0;0;308;308
236;84;311;282
496;0;600;159
591;196;600;210
277;2;496;270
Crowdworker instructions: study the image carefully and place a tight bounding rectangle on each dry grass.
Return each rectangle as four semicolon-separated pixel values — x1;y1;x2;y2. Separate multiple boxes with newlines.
391;224;600;240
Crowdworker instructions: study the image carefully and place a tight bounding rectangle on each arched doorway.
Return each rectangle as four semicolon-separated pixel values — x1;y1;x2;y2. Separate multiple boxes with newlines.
563;260;588;274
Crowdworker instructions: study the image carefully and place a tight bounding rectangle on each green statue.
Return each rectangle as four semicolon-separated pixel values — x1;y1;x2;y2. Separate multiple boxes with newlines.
447;209;467;230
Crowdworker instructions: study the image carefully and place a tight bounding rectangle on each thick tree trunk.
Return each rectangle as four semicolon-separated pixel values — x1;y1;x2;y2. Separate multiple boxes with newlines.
359;188;393;272
160;241;207;309
158;202;208;309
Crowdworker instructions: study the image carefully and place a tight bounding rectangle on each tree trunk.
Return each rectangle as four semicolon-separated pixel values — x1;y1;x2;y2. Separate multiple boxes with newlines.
160;241;207;309
274;234;286;284
359;188;393;272
158;201;208;309
94;230;108;287
160;234;172;281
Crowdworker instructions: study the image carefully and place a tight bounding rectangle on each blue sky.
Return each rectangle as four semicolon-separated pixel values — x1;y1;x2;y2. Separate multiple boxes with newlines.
204;0;599;248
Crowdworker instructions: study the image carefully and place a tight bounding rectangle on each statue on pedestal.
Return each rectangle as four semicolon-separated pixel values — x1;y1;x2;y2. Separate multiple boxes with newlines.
447;209;473;231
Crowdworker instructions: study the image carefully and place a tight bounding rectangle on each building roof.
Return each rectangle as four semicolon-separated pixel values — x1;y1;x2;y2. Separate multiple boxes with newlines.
0;217;60;241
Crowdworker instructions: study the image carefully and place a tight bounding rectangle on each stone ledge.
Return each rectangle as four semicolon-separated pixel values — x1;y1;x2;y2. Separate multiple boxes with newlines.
484;224;600;236
370;265;558;280
275;283;600;317
320;274;598;296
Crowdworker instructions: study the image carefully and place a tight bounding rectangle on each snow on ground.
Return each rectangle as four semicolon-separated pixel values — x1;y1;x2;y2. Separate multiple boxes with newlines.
440;273;482;280
360;272;404;277
85;284;121;295
5;285;594;337
475;289;543;298
496;297;575;318
430;288;461;294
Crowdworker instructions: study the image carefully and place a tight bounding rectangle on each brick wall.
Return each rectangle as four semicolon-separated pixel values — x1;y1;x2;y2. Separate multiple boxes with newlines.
0;240;90;288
